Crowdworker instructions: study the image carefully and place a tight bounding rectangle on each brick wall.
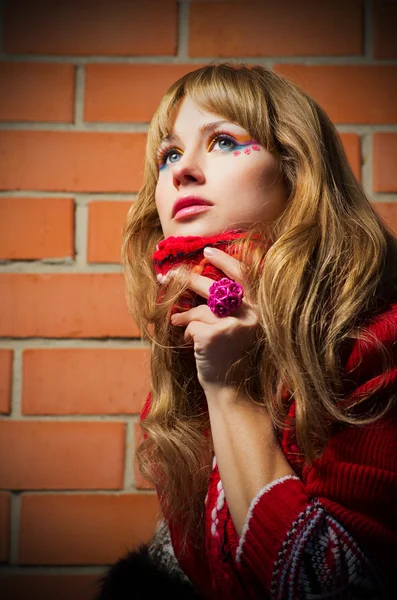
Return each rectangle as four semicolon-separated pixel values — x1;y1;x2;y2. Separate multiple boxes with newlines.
0;1;396;598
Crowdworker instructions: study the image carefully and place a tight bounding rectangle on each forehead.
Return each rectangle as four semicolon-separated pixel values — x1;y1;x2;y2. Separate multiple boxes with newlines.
162;96;246;144
173;96;219;123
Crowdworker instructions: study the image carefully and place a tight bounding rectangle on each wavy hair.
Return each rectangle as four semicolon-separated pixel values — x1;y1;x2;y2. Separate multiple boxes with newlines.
121;63;397;549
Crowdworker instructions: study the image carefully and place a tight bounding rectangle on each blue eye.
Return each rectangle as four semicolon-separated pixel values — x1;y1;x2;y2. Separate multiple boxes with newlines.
168;151;181;163
158;149;181;168
211;135;237;151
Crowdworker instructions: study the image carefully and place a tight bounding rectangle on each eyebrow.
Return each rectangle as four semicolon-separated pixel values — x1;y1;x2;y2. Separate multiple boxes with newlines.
160;120;242;145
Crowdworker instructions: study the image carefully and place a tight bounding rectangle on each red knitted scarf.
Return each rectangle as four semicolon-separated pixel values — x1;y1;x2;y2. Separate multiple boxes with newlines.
152;229;253;313
153;229;247;277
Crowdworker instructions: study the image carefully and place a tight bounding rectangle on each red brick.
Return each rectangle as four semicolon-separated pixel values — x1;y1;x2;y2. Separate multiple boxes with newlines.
0;131;145;193
0;421;125;489
340;134;361;182
19;493;159;564
0;492;10;562
134;422;155;490
0;274;139;338
4;0;177;56
189;0;362;57
373;133;397;192
372;202;397;237
0;62;74;122
274;65;397;124
0;197;74;260
22;348;150;415
373;0;397;59
85;64;203;123
0;574;98;600
0;350;13;414
87;201;131;264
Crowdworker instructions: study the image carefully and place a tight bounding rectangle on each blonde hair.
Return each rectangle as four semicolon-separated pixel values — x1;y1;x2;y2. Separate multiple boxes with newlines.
121;63;397;549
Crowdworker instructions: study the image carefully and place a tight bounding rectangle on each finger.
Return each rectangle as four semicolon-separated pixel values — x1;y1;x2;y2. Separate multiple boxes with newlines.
203;247;245;284
183;320;212;346
171;305;219;327
187;268;244;299
186;272;213;299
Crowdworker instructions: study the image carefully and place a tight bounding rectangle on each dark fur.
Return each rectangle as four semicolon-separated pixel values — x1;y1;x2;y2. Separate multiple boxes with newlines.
94;544;203;600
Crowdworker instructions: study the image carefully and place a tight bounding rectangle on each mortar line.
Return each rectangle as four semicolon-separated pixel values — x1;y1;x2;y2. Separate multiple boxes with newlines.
74;64;85;126
177;0;190;59
0;191;136;200
0;262;124;273
0;54;396;66
0;340;149;349
362;131;373;198
124;420;135;489
1;123;396;133
0;415;142;422
74;197;88;267
370;193;397;203
0;122;150;132
9;347;22;418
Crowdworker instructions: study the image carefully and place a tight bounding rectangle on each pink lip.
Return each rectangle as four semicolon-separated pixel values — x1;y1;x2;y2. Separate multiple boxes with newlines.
172;196;213;219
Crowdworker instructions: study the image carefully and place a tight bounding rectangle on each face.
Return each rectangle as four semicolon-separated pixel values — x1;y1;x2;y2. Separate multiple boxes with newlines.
154;96;289;238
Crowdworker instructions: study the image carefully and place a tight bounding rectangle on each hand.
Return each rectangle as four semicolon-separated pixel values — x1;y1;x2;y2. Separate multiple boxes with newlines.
170;247;260;393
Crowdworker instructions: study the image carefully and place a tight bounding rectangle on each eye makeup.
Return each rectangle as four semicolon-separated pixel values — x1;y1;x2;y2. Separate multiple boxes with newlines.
231;134;258;145
234;144;261;156
156;129;260;171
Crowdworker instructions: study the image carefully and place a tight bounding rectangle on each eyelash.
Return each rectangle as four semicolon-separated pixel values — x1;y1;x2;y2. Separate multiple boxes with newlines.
157;130;238;169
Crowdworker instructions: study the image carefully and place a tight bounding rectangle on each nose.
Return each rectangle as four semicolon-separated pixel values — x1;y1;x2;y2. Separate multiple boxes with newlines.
172;153;205;189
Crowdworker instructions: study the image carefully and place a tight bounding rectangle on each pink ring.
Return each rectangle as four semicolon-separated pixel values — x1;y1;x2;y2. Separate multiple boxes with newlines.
207;278;244;318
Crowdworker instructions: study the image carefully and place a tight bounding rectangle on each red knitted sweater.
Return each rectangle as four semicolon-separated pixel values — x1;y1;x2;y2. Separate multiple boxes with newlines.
142;232;397;599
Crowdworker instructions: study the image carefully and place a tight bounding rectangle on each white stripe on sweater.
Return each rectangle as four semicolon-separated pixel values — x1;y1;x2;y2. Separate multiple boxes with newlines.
235;475;300;563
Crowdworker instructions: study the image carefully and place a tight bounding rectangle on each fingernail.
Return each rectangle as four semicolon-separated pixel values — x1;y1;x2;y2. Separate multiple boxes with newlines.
204;247;215;257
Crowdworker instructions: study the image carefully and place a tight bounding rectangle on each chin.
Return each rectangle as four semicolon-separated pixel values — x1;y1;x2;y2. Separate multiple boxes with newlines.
168;221;226;239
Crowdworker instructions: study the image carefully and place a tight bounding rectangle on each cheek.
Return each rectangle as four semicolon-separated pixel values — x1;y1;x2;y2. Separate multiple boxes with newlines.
226;152;277;190
250;153;281;189
227;145;277;183
225;154;286;214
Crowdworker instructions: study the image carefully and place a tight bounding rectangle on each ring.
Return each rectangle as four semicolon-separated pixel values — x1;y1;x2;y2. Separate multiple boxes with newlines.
207;278;244;318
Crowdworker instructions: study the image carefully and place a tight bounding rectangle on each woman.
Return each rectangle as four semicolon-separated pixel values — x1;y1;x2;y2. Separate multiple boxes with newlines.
96;63;397;599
